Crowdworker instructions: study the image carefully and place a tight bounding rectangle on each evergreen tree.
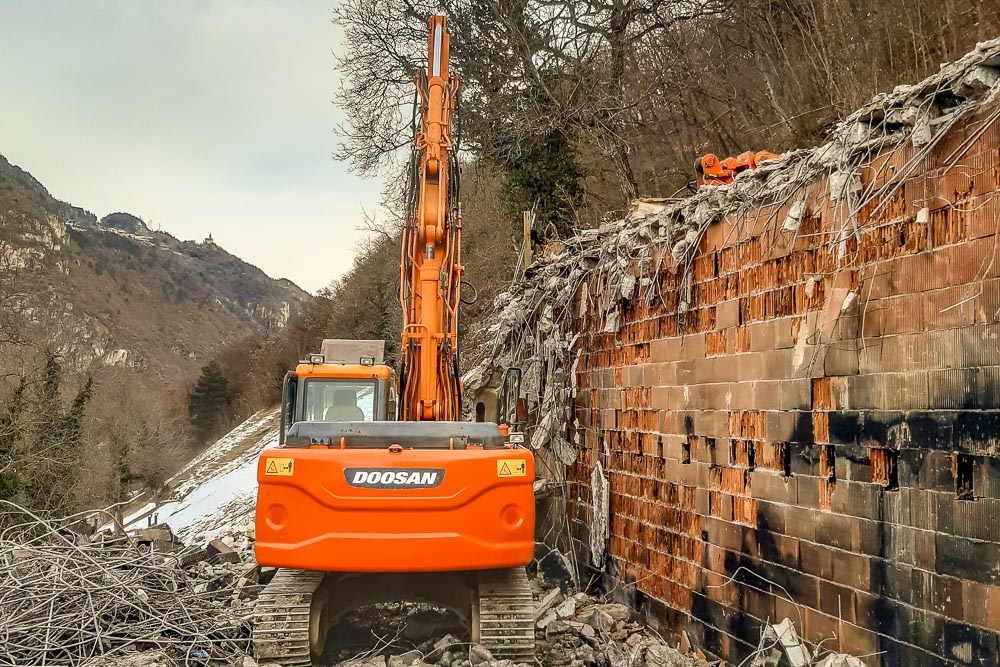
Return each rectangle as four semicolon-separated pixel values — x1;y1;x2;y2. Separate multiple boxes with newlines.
21;353;93;514
499;129;586;239
63;377;93;444
0;378;26;501
188;361;233;443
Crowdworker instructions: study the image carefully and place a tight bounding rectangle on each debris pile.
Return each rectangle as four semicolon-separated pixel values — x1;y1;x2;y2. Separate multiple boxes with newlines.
2;496;860;667
748;619;866;667
528;587;704;667
322;580;706;667
1;492;871;667
0;502;258;666
1;497;708;667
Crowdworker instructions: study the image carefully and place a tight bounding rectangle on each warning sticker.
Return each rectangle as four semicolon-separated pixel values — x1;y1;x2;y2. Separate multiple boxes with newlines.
265;458;295;476
497;459;527;477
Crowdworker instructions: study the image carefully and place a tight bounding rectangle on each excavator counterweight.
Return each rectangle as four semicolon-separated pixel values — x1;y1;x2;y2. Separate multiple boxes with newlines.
251;17;535;666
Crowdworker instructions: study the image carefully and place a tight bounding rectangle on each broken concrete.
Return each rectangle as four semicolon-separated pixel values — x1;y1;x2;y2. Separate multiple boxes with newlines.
207;537;242;564
536;546;577;590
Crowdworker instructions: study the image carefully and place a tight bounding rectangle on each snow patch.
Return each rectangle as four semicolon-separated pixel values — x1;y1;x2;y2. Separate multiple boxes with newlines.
123;409;278;537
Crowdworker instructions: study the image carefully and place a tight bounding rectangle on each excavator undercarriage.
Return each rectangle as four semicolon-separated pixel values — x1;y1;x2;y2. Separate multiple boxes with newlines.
252;568;535;665
250;419;536;664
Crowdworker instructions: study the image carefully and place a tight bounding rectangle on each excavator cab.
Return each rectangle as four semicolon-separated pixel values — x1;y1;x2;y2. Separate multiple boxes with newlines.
278;340;396;446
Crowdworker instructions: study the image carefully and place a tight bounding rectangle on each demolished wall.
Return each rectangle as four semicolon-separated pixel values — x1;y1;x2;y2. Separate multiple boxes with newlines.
470;39;1000;666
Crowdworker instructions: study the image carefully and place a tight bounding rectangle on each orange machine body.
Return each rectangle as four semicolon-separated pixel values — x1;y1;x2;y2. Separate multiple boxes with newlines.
696;150;780;187
294;362;392;382
254;446;535;572
252;16;535;583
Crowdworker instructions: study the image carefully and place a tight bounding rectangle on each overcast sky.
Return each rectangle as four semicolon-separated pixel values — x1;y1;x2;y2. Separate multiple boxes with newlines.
0;0;383;293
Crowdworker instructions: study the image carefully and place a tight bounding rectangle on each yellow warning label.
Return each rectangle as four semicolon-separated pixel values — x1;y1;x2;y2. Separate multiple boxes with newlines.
497;459;527;477
265;458;294;476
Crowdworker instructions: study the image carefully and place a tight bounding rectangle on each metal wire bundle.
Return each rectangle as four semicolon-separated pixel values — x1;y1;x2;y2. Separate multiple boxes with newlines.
0;502;255;666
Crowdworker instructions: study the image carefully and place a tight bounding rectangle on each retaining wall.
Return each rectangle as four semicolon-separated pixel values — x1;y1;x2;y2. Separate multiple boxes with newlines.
565;103;1000;665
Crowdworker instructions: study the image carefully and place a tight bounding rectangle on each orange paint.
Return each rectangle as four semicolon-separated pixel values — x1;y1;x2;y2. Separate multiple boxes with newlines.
400;16;464;421
254;445;535;572
294;363;391;381
253;16;534;583
696;150;780;187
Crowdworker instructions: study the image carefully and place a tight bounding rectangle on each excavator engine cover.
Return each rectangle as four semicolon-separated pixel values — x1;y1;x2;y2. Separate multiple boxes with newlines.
254;421;535;573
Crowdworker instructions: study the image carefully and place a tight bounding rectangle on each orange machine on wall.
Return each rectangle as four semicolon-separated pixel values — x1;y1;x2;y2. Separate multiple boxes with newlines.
251;17;535;667
695;150;780;187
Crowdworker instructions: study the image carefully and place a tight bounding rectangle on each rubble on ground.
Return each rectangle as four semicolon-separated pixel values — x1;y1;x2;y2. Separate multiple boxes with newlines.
0;501;258;667
1;496;869;667
749;619;868;667
0;499;710;667
321;585;706;667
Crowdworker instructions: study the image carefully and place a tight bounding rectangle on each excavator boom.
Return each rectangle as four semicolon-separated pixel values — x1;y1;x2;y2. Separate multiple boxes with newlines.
400;16;463;422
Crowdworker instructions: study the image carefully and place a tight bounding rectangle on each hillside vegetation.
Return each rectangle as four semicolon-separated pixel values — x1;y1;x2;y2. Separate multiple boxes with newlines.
0;155;306;381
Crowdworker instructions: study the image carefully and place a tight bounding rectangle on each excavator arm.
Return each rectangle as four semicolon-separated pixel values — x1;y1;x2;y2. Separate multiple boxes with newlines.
399;16;464;422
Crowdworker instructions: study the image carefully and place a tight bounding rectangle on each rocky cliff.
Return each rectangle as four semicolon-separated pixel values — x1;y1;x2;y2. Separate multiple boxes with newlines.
0;153;307;381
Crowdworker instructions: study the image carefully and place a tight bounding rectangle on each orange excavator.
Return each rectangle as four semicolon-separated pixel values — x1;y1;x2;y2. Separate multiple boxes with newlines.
695;150;780;187
251;17;535;666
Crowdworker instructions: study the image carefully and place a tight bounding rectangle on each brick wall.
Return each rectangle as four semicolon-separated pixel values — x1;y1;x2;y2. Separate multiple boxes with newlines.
565;104;1000;665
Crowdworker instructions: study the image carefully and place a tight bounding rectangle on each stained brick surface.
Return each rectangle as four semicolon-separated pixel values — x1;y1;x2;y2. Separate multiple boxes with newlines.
564;104;1000;665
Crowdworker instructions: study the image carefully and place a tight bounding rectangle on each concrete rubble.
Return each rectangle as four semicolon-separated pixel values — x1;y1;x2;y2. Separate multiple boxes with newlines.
316;578;707;667
0;502;259;666
749;619;869;667
0;498;713;667
297;547;709;667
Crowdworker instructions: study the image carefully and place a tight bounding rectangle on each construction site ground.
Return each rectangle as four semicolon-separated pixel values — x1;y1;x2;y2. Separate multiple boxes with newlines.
0;495;707;667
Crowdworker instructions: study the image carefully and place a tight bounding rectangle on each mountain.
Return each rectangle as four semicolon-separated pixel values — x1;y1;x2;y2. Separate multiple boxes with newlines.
0;153;308;381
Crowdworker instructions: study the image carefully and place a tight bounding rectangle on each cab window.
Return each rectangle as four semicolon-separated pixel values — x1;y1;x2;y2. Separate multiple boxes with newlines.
303;379;376;421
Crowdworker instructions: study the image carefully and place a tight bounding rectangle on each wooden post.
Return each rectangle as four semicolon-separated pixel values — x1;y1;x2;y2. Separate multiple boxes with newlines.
522;210;532;271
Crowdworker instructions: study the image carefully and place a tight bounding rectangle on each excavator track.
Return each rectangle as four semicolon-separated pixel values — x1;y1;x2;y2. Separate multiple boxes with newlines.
253;569;326;666
475;567;535;662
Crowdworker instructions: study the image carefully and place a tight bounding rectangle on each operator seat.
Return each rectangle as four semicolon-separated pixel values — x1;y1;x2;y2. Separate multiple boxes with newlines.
324;389;365;421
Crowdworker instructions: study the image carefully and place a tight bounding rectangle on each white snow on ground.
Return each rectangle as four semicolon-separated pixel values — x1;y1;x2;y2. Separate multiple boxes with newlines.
123;409;279;541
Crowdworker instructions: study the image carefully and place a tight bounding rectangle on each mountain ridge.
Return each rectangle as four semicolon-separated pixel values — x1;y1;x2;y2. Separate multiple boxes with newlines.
0;151;308;382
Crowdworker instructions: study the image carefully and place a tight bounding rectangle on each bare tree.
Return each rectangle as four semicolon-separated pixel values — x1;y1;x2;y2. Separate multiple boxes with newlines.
334;0;730;208
334;0;434;175
81;371;188;525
